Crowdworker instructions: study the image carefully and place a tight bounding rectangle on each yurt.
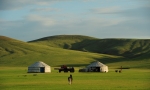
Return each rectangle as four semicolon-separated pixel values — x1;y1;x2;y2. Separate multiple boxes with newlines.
86;61;108;72
28;61;51;73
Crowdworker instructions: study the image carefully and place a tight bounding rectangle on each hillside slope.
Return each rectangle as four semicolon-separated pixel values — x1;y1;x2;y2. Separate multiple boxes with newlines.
0;36;123;67
29;35;150;58
28;35;98;48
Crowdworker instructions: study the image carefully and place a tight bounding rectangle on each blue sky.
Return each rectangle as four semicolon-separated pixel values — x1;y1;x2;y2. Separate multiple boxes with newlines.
0;0;150;41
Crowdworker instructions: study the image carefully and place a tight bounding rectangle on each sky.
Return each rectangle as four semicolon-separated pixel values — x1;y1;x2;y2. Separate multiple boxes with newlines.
0;0;150;41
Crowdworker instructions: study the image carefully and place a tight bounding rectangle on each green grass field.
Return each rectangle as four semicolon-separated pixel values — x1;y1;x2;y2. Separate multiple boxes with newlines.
0;67;150;90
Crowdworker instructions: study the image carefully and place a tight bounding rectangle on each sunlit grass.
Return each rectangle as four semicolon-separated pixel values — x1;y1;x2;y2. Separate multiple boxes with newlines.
0;67;150;90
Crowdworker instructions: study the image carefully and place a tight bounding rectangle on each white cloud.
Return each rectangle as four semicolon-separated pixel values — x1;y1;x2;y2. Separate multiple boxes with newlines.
90;6;121;14
26;15;56;26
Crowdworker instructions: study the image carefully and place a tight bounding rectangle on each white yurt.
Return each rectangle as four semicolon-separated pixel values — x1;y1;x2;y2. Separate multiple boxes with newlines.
86;61;108;72
28;61;51;73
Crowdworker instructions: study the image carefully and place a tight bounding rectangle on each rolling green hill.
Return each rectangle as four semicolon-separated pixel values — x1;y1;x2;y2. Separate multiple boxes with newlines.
28;35;98;49
29;35;150;58
0;35;150;69
0;36;122;67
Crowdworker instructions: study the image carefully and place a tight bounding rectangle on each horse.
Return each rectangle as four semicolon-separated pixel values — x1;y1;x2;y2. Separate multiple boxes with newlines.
68;74;73;85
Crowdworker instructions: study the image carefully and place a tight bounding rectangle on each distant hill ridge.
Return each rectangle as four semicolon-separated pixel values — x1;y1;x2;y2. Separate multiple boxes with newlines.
29;35;97;42
29;35;150;58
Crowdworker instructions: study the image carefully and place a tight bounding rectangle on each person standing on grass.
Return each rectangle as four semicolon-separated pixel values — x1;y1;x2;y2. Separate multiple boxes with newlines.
68;74;73;85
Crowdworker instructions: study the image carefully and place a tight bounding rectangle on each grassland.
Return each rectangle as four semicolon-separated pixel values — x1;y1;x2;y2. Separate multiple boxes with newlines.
0;67;150;90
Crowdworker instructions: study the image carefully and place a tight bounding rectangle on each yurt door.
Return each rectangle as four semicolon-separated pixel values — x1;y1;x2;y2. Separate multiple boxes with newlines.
40;67;45;73
96;67;100;72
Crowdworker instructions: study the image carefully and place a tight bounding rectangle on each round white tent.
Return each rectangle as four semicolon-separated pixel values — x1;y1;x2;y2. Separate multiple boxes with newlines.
86;61;108;72
28;61;51;73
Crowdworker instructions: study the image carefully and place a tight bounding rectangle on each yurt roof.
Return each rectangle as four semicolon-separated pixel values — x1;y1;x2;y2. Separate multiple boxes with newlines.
87;61;107;67
28;61;50;67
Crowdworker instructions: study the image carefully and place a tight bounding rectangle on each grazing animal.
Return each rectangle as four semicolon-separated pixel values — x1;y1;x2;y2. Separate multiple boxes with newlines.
115;70;118;73
68;74;73;85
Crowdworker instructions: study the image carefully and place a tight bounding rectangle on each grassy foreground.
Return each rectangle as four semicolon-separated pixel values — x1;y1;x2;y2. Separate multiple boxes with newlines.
0;67;150;90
